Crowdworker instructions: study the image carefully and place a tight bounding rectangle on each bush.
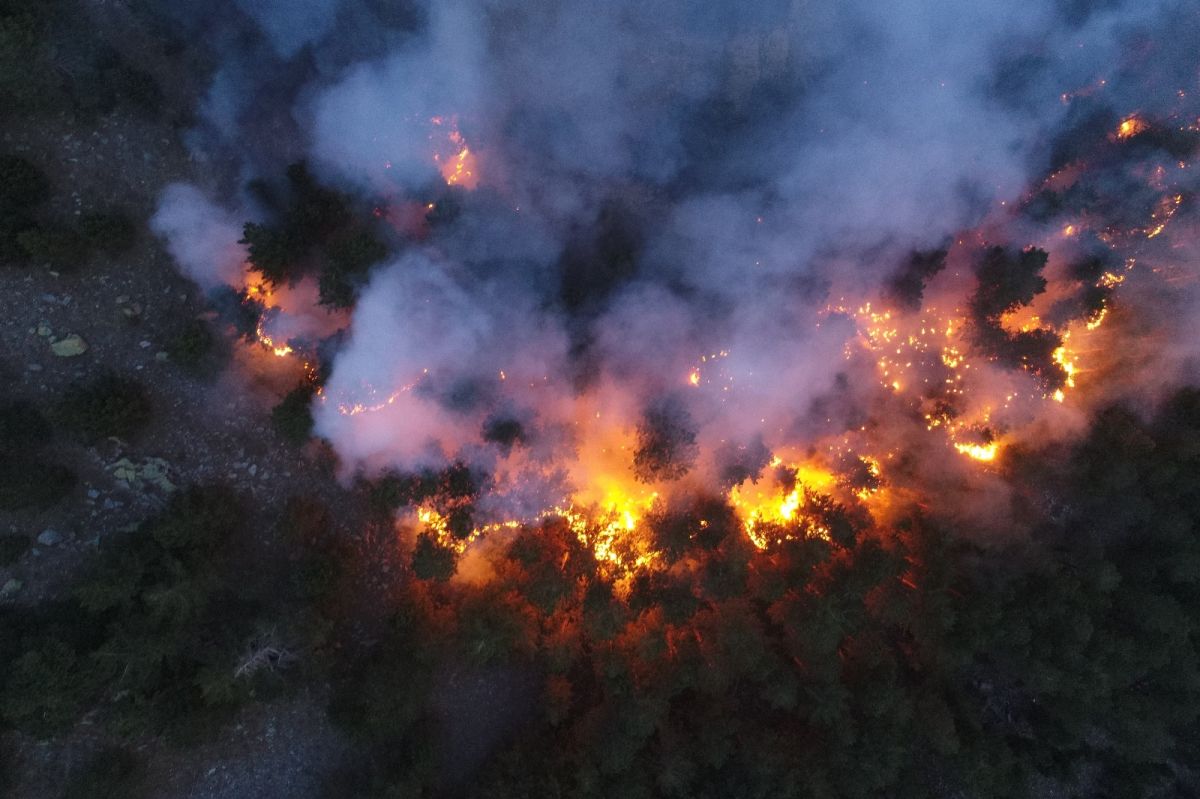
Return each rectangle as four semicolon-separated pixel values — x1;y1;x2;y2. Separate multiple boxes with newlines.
411;532;456;581
632;398;698;483
15;224;89;269
0;154;49;215
62;746;146;799
103;64;162;114
0;11;60;110
0;534;29;566
0;458;74;511
0;399;51;451
318;229;387;308
59;374;152;441
80;211;136;255
166;319;216;374
71;485;254;739
272;384;314;445
0;639;91;737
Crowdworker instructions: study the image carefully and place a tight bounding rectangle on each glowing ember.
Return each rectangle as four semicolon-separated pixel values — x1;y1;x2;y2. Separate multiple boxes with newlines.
1146;194;1183;238
430;116;479;189
954;441;998;461
245;278;294;357
1115;114;1149;140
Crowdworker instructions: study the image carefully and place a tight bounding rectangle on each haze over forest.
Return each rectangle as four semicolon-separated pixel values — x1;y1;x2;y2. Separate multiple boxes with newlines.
2;1;1200;797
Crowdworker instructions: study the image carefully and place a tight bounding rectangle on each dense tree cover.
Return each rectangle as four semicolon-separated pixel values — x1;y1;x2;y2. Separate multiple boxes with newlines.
1;487;248;738
4;389;1197;797
0;485;346;752
321;387;1200;798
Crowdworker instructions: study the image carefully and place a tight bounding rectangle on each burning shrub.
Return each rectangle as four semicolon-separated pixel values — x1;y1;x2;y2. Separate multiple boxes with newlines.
239;222;302;286
271;383;315;445
411;532;456;582
632;398;699;483
241;162;356;287
59;373;152;441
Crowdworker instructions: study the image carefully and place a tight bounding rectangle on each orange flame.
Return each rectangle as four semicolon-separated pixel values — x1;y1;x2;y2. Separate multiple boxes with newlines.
431;116;479;189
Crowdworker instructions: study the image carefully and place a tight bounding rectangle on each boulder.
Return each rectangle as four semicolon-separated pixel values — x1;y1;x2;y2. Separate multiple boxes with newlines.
51;334;88;357
36;528;63;546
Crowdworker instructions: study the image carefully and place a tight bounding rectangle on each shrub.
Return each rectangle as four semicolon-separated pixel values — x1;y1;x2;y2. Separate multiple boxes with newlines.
104;64;162;114
166;319;216;374
16;224;89;269
59;374;152;441
0;638;91;737
272;384;314;445
318;229;387;308
62;746;146;799
72;485;254;739
411;532;456;581
0;534;29;566
0;399;51;451
80;211;136;255
0;458;74;511
0;11;59;110
632;398;698;483
0;154;49;215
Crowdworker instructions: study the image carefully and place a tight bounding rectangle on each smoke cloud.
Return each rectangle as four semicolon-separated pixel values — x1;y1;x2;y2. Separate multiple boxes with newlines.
152;0;1200;532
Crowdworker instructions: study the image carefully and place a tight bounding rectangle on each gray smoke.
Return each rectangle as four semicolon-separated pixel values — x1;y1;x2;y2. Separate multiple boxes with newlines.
152;0;1198;523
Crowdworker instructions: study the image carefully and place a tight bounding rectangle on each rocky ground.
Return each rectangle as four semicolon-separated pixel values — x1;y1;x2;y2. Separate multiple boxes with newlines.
0;5;359;797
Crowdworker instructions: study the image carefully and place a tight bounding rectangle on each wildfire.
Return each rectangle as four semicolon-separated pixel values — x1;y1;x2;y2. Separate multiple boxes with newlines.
231;97;1185;585
1146;194;1184;238
1115;114;1149;140
558;497;659;575
245;279;294;357
953;441;998;462
328;369;429;416
729;459;837;549
430;116;479;189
